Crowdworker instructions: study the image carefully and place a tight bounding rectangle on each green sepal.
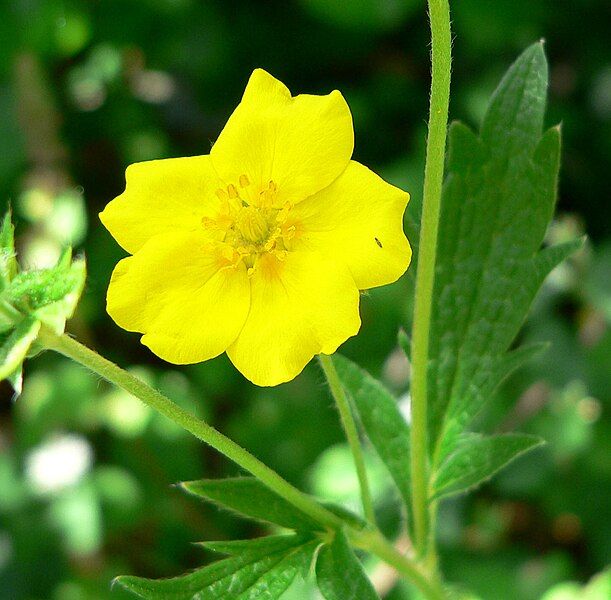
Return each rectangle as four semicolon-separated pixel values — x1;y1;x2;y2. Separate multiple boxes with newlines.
115;533;319;600
0;210;18;289
180;477;320;532
432;433;545;500
316;529;380;600
0;316;41;385
5;251;86;333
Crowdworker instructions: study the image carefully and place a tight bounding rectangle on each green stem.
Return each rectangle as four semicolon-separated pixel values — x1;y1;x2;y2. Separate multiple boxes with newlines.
349;529;446;600
40;330;445;598
319;354;375;525
409;0;452;559
41;330;343;531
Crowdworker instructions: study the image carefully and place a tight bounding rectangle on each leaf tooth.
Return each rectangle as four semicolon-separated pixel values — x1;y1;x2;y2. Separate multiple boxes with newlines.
481;41;548;155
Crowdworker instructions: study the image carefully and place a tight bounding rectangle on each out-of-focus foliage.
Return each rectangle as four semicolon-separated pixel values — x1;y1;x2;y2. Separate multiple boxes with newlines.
0;0;608;598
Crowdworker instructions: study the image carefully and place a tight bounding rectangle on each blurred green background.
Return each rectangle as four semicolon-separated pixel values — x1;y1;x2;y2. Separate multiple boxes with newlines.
0;1;609;598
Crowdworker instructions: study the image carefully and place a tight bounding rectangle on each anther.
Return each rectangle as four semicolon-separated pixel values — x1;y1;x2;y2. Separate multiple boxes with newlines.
227;184;238;199
239;174;250;188
216;188;228;201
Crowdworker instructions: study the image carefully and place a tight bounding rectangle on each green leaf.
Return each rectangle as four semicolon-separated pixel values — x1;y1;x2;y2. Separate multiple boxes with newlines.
332;355;411;516
180;477;320;531
0;210;17;289
437;343;548;460
426;42;582;463
432;433;544;500
115;534;318;599
398;329;411;361
321;501;367;531
316;530;380;600
0;316;40;383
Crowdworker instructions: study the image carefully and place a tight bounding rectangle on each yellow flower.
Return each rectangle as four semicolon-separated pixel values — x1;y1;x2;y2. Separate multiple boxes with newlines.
100;69;411;386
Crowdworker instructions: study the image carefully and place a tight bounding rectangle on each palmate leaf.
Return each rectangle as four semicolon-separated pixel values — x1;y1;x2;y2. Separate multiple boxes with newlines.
180;477;320;531
432;433;544;500
332;355;412;515
316;530;380;600
115;533;319;600
427;42;583;470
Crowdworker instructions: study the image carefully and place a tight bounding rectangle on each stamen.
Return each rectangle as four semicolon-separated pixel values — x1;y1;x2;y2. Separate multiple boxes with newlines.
210;178;298;268
201;216;215;229
227;184;238;199
221;246;237;262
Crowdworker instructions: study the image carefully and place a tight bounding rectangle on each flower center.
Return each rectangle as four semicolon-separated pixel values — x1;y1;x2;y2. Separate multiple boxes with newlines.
202;176;297;273
235;206;270;244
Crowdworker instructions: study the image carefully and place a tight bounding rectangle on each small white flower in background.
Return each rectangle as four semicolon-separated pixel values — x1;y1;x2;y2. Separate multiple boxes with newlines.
25;433;93;495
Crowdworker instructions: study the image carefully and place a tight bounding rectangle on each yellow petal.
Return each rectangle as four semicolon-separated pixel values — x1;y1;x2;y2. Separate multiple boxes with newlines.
210;69;354;207
288;160;411;290
100;155;222;254
227;251;360;386
107;232;250;364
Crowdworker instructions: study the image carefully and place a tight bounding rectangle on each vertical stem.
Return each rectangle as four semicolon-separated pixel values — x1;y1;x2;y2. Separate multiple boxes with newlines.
319;354;376;525
409;0;452;559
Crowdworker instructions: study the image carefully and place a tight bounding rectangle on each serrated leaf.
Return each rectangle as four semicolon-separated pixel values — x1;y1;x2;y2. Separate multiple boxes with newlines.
426;42;582;464
316;530;380;600
332;355;411;516
0;317;40;382
432;433;544;500
116;534;318;600
180;478;320;532
437;343;548;460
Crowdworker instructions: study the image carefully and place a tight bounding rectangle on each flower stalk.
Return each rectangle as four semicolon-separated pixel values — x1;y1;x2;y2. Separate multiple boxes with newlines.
409;0;452;563
319;354;375;524
40;329;445;598
40;329;343;531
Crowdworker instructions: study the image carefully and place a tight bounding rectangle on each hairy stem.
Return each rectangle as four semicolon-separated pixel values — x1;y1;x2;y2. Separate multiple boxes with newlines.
41;331;445;596
409;0;452;560
41;330;343;531
319;354;375;525
349;529;446;600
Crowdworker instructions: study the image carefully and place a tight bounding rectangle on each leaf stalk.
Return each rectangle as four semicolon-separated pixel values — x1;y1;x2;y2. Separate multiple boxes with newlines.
319;354;376;525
